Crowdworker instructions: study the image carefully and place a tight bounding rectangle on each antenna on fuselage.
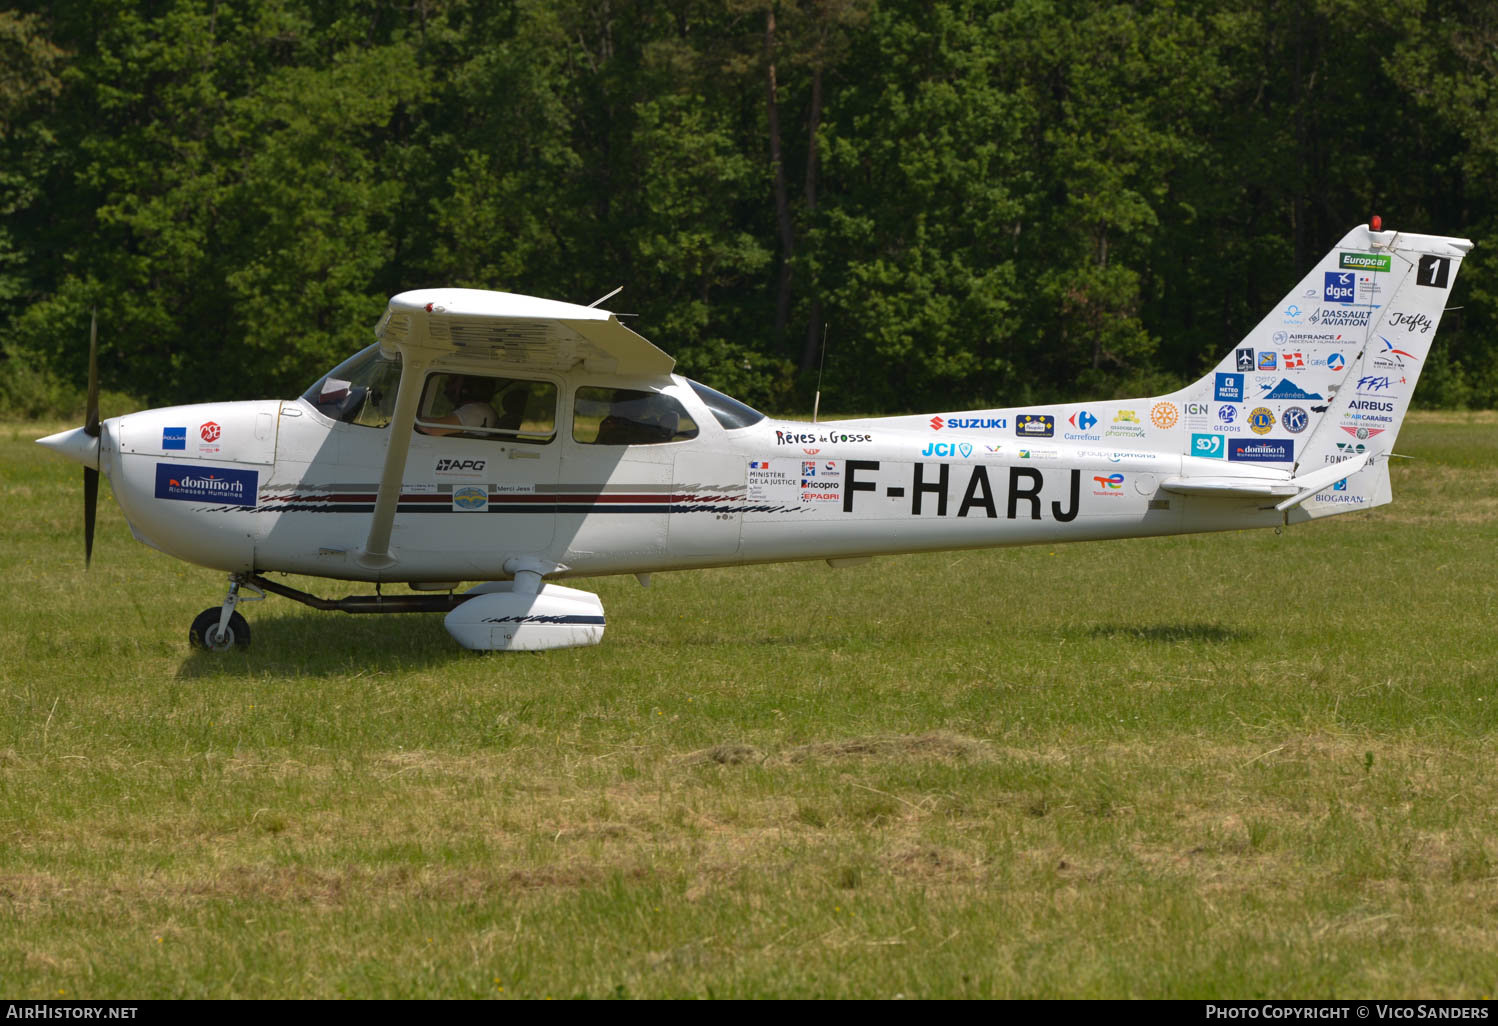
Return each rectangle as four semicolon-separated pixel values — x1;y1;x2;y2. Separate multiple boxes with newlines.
812;322;829;423
586;286;623;308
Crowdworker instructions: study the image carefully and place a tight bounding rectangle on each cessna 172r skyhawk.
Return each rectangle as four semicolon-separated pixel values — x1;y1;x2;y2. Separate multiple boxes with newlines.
37;221;1470;652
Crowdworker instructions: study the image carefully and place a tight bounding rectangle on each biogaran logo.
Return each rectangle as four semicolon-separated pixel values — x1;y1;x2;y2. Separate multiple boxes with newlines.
154;462;258;507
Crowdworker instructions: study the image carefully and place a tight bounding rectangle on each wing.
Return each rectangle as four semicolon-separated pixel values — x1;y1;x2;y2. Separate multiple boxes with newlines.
375;288;674;377
358;287;672;569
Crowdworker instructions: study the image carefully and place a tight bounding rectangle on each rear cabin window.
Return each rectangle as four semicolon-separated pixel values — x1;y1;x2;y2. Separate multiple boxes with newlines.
572;387;699;445
415;373;557;443
687;379;766;430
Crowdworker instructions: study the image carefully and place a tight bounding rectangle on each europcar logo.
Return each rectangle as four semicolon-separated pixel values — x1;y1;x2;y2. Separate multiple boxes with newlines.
1340;252;1392;272
154;462;258;507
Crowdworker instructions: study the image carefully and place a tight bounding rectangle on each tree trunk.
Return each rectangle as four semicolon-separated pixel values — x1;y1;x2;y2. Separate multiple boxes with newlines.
766;8;794;342
801;65;824;374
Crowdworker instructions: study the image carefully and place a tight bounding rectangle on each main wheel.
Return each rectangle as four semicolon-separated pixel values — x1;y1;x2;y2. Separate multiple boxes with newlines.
189;608;251;652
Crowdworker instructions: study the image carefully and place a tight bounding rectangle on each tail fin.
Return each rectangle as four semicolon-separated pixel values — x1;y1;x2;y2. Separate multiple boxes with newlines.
1181;223;1471;514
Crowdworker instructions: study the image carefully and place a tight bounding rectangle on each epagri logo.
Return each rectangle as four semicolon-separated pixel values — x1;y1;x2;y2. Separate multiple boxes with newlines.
1339;252;1392;272
154;462;258;507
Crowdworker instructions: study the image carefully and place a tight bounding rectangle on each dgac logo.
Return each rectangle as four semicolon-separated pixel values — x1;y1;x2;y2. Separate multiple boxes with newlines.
1068;410;1097;431
436;458;487;473
200;421;221;443
1324;271;1356;304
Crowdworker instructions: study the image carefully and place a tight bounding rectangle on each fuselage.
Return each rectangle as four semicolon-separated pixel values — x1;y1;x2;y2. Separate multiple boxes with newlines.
95;376;1288;585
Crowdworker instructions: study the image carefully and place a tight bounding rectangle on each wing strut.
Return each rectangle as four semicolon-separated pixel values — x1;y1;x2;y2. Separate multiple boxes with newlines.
358;332;437;569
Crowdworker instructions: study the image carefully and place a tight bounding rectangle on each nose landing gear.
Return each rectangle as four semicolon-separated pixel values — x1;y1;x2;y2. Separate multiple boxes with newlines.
189;574;263;652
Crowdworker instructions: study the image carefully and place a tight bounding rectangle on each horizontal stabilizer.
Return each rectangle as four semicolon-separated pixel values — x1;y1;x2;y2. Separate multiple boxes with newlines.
1160;452;1373;505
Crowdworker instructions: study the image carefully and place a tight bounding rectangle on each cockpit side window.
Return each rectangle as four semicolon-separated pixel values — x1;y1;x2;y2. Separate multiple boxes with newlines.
415;373;557;443
572;387;700;445
302;344;403;429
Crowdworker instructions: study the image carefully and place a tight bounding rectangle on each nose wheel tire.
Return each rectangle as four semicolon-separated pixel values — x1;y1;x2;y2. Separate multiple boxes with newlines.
189;608;251;652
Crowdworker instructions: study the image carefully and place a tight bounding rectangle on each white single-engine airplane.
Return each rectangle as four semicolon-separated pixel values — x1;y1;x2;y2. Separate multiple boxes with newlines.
38;221;1471;652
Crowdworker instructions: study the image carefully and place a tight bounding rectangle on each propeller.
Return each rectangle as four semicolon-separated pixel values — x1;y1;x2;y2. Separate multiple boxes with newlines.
83;310;99;567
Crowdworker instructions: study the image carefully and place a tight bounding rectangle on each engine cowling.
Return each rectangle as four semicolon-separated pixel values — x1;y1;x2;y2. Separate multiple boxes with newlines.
444;582;605;651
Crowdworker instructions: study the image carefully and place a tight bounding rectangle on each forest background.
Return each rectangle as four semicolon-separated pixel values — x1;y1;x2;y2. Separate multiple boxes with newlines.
2;0;1496;418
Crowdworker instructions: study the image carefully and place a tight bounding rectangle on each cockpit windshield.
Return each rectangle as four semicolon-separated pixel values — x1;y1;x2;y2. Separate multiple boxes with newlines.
301;344;403;428
687;379;765;430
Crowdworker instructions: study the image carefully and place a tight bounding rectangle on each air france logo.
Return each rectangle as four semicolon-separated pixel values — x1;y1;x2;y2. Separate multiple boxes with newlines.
1324;271;1356;304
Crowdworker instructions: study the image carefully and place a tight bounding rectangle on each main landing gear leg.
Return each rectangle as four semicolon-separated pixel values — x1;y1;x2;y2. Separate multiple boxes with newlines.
189;574;263;652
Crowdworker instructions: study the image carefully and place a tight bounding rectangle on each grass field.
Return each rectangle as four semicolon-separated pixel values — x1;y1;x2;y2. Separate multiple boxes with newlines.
2;413;1496;999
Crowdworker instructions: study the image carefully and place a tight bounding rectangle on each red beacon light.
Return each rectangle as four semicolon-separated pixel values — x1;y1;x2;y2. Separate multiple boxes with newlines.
1370;215;1382;232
